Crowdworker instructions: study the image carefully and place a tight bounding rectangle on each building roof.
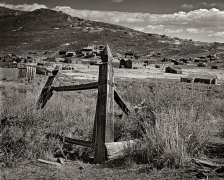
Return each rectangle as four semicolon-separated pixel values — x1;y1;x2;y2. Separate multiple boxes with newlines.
112;58;120;63
125;51;134;55
188;74;217;79
120;58;132;61
166;66;182;70
81;48;93;51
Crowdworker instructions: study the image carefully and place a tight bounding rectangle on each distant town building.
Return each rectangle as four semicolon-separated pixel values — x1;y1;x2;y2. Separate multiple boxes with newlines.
66;51;76;56
189;74;218;84
120;58;133;69
62;65;75;70
165;66;182;74
125;51;135;59
59;51;67;55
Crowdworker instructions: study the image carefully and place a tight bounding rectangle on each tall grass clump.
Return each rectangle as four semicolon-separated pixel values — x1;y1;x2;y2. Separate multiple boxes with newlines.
119;81;221;168
0;81;97;167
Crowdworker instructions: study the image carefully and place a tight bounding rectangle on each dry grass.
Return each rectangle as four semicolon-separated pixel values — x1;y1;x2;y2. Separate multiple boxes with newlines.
0;76;224;170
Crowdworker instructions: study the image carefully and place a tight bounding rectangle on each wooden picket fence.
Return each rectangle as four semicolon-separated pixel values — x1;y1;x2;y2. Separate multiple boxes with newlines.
18;64;36;81
36;45;130;163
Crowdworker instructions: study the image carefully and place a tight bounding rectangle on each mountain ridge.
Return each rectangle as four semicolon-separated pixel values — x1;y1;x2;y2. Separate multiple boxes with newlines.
0;7;220;57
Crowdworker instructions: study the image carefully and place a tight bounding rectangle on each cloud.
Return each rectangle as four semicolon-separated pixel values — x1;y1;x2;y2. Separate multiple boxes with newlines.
208;31;224;37
146;25;164;30
0;2;47;11
186;28;200;33
196;2;224;8
112;0;124;3
1;2;224;42
165;28;183;34
52;6;145;24
181;4;194;9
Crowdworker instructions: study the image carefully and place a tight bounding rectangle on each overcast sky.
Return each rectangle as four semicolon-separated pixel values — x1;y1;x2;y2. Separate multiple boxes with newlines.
1;0;224;43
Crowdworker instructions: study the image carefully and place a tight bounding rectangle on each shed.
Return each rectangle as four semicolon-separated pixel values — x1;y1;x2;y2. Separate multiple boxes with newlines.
66;51;76;56
36;67;51;75
144;60;150;64
120;58;126;67
62;65;75;70
197;63;207;67
189;74;218;84
211;65;218;69
81;48;93;56
180;77;193;83
165;66;182;74
112;58;120;68
90;60;98;65
59;51;67;55
81;59;91;65
125;51;134;58
125;59;133;69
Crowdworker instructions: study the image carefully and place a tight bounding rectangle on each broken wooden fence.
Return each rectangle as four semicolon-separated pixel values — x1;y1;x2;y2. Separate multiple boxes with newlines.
18;64;36;81
36;45;130;163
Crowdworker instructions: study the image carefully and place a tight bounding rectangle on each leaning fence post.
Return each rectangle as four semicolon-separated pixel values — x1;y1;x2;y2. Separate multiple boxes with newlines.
94;45;114;163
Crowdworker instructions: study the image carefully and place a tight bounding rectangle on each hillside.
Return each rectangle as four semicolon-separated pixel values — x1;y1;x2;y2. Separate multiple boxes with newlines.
0;7;222;57
0;6;25;17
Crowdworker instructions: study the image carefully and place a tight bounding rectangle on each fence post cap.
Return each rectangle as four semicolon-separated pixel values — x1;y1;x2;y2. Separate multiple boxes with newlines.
101;44;113;63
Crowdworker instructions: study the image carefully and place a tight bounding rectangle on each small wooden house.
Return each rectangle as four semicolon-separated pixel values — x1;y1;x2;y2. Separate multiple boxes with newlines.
62;65;75;70
59;51;67;55
188;74;218;84
90;60;98;65
197;62;207;67
165;66;182;74
112;58;120;68
81;59;91;65
36;67;51;75
180;77;193;83
119;58;133;69
120;58;126;67
125;59;133;69
66;51;76;56
211;65;218;69
125;52;134;59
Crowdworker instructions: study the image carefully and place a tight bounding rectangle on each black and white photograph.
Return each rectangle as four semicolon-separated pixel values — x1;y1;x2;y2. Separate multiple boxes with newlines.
0;0;224;179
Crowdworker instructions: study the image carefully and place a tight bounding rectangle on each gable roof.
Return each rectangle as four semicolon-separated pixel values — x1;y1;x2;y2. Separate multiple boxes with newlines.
188;74;217;79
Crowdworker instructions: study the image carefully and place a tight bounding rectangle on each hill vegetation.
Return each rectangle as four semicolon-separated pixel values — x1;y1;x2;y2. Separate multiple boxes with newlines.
0;7;222;58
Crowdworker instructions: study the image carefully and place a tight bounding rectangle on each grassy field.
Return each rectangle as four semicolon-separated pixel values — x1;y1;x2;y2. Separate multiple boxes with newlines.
0;68;18;81
0;74;224;179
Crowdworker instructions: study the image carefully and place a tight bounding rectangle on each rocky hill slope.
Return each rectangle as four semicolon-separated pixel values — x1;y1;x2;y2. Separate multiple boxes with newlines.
0;7;221;57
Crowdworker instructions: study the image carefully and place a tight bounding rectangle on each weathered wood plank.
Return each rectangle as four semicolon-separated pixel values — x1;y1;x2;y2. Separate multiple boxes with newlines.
36;70;59;109
94;44;114;163
114;90;130;115
46;134;94;148
105;140;140;160
193;158;224;167
37;159;62;167
52;82;98;92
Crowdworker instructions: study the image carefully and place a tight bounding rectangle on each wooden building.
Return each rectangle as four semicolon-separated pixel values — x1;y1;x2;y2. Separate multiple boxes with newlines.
112;58;120;68
62;65;75;70
193;75;218;84
119;58;133;69
180;77;194;83
165;66;182;74
182;74;218;84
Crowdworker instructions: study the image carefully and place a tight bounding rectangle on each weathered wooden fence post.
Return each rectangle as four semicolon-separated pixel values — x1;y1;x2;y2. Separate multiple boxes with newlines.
36;45;131;164
94;45;114;163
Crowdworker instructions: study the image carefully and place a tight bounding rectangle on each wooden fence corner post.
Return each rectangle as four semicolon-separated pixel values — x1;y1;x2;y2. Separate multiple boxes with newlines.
94;45;114;163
